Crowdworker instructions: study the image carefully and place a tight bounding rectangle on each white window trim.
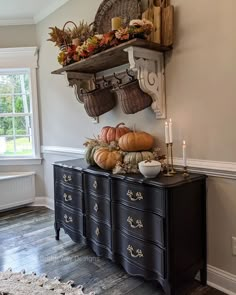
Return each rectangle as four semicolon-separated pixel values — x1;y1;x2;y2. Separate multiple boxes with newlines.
0;47;41;165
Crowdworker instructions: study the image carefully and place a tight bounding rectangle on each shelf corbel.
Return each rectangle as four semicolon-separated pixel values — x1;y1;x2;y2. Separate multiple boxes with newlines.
65;72;99;123
124;46;166;119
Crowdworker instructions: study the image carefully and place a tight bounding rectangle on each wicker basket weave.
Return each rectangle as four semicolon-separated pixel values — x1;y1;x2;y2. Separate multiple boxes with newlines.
113;80;152;114
81;86;116;117
93;0;142;34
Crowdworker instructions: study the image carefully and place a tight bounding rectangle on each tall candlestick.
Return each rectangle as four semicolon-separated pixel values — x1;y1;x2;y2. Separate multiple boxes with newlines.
165;121;169;144
183;140;187;167
169;118;173;143
111;17;122;31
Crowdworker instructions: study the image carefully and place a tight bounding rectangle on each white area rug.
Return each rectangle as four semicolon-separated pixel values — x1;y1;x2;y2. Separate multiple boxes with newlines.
0;269;95;295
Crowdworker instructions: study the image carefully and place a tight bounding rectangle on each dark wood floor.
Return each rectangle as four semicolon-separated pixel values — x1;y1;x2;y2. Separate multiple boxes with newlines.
0;207;225;295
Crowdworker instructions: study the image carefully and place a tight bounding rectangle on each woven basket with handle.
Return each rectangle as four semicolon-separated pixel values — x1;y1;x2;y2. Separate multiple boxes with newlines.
93;0;142;33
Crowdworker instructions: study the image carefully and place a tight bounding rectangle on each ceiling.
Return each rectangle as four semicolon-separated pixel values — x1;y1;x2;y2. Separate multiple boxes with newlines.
0;0;70;26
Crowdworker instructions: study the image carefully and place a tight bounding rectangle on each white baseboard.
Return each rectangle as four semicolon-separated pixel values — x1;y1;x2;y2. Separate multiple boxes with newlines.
207;265;236;295
32;196;54;210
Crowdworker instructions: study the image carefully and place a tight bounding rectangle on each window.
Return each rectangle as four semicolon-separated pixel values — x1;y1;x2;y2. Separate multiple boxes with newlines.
0;48;41;165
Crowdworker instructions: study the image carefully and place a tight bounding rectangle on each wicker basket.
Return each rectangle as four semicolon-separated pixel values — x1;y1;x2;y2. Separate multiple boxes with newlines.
93;0;142;33
81;86;116;117
113;79;152;114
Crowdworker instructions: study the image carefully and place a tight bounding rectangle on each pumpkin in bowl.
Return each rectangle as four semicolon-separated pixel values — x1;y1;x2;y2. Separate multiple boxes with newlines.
94;147;122;170
118;131;154;152
99;123;131;143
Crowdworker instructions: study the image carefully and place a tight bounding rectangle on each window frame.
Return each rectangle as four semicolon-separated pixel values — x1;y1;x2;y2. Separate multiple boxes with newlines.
0;47;41;165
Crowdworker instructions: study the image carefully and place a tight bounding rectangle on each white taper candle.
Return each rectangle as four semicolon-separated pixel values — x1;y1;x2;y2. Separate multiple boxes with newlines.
183;140;187;167
165;121;169;144
169;119;173;143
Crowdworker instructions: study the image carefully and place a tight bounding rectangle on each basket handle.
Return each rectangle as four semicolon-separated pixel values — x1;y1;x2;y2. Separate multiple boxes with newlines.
62;21;78;49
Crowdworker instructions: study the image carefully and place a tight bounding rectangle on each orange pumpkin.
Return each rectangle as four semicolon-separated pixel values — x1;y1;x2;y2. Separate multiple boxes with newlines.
100;123;131;143
118;132;154;152
94;147;122;170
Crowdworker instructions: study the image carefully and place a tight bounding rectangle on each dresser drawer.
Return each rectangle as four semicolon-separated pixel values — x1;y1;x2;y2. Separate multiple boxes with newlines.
55;205;83;235
113;230;165;278
84;173;109;197
111;180;165;217
112;204;164;247
55;184;83;211
86;217;111;249
86;194;110;224
54;166;82;188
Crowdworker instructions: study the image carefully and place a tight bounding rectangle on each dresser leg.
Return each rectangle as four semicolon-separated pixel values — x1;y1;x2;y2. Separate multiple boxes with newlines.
200;266;207;286
163;284;176;295
54;223;60;240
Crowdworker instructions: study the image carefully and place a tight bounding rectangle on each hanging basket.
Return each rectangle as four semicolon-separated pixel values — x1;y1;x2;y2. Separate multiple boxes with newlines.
113;79;152;114
81;86;116;117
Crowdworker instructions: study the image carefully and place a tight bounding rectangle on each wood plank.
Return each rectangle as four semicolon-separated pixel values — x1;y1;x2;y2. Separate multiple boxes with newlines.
51;39;172;75
0;207;226;295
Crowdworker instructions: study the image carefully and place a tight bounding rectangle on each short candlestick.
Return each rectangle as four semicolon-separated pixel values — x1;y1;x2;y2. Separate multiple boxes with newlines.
182;166;189;178
169;143;176;174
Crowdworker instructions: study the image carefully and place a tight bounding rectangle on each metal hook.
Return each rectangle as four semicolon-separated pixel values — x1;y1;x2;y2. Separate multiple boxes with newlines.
102;76;109;87
126;69;135;81
113;73;122;84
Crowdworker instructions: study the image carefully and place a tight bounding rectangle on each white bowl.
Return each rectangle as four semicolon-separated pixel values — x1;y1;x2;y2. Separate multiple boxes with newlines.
138;160;161;178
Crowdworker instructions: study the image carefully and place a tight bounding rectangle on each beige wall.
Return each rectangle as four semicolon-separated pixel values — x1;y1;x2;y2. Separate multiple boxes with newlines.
0;24;45;197
0;25;37;48
36;0;236;276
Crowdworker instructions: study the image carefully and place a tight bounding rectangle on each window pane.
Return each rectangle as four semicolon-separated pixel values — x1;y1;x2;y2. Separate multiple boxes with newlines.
14;94;31;113
15;116;31;136
0;136;32;157
0;75;13;94
0;136;11;155
15;136;33;156
0;95;13;113
0;72;29;94
0;117;13;136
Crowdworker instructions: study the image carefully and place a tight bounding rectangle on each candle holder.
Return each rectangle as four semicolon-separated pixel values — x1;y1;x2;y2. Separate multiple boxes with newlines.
169;143;176;174
164;143;174;177
182;166;190;178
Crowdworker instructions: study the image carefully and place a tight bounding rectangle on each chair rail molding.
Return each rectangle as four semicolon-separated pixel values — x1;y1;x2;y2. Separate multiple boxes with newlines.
41;146;236;180
124;46;166;119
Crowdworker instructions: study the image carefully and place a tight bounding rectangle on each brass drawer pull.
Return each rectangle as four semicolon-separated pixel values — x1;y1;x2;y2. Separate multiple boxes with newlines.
93;180;98;189
127;190;143;202
95;227;100;236
127;216;143;229
63;193;72;202
63;174;72;183
94;203;99;212
64;214;73;223
127;245;143;258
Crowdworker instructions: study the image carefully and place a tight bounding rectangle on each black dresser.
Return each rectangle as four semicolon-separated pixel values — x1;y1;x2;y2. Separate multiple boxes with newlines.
54;159;207;295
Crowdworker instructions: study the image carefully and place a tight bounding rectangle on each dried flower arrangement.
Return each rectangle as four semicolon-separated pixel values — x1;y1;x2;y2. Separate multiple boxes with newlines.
48;19;153;66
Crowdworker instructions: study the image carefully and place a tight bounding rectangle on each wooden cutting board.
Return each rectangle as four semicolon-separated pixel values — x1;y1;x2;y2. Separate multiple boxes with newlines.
142;0;161;44
161;0;174;46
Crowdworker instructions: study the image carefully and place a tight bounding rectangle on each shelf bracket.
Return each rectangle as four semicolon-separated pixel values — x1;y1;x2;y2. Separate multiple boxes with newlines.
65;72;99;123
124;46;166;119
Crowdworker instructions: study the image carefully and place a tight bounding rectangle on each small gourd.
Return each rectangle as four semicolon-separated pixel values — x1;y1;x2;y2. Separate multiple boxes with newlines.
85;145;100;166
124;151;154;165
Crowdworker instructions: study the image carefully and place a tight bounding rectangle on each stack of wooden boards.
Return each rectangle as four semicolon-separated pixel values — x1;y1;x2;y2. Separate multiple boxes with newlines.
142;0;174;46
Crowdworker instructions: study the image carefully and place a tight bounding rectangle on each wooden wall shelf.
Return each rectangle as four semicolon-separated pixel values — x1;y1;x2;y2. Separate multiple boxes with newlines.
52;39;172;120
51;39;171;75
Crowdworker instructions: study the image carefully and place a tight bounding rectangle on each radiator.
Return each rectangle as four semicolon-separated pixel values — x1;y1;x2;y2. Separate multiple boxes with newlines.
0;172;35;211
